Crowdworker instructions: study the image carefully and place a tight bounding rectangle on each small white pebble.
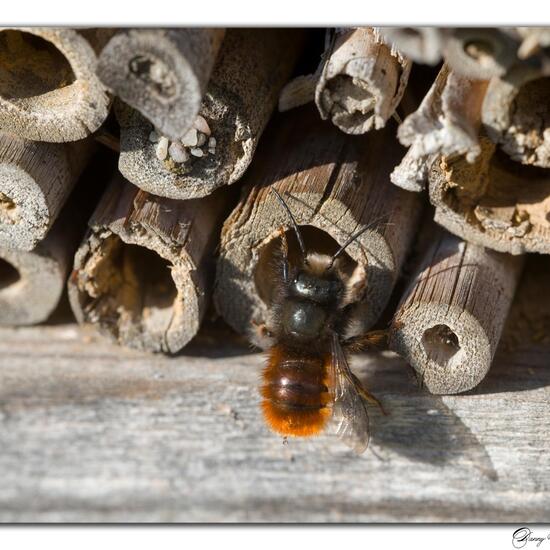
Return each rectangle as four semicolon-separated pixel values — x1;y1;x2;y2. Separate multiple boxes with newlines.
168;141;189;163
208;148;216;155
148;130;159;143
190;147;204;157
208;137;216;148
155;136;169;160
193;115;211;135
426;409;438;416
181;128;198;147
196;132;207;147
150;63;165;82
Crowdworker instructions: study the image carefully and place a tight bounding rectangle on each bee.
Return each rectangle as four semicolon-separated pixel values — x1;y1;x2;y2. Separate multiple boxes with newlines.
257;189;387;454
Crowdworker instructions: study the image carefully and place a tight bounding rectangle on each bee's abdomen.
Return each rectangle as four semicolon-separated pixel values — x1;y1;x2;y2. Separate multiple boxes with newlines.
261;347;331;437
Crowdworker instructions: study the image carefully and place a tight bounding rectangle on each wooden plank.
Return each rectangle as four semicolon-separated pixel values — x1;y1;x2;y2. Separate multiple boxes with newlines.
0;306;549;522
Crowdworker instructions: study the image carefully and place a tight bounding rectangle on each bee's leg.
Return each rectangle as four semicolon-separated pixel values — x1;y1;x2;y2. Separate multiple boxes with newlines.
351;373;388;416
343;329;389;353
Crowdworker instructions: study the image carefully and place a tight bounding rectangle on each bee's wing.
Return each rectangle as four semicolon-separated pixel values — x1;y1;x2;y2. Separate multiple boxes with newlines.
328;333;370;454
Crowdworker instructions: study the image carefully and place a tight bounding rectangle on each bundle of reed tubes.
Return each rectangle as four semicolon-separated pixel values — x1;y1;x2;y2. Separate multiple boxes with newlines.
116;28;306;200
0;148;113;325
0;25;546;368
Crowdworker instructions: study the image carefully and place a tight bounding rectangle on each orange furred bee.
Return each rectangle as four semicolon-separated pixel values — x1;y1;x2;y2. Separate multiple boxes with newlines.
258;189;387;454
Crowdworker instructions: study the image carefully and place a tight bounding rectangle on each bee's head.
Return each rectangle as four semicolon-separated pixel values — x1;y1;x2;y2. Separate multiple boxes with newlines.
289;253;344;305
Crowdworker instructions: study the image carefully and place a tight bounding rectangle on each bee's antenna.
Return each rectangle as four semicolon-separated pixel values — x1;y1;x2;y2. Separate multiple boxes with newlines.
271;188;308;262
326;213;391;270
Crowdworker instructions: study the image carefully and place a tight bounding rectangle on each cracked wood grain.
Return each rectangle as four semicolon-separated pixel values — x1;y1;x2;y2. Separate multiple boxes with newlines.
0;306;549;521
0;148;112;325
429;137;550;255
482;61;550;169
391;64;488;192
390;225;524;394
0;131;95;250
68;174;229;353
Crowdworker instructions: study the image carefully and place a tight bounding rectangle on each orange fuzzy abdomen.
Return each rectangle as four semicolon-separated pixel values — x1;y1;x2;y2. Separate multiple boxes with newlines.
261;346;332;437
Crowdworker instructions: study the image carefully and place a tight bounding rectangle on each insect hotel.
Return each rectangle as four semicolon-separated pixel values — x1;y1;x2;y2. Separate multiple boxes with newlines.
0;26;549;522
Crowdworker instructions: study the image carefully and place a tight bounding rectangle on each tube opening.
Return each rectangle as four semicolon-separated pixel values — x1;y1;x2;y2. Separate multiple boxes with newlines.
422;324;460;367
0;257;21;290
79;236;178;337
0;30;76;101
325;74;376;131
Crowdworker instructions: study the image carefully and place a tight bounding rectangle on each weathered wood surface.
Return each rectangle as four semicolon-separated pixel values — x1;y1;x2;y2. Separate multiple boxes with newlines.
482;63;550;168
0;289;550;522
429;137;550;255
0;132;94;250
68;174;228;353
314;28;411;134
0;149;113;325
97;28;225;140
391;65;487;192
390;226;524;394
117;29;305;200
0;28;112;142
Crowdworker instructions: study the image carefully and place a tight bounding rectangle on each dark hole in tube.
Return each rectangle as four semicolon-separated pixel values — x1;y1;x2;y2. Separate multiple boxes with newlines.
0;30;76;101
422;324;461;367
0;258;21;290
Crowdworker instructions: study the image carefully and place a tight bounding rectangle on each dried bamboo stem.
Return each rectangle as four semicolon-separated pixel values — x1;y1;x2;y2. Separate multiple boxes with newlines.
378;27;447;65
429;138;550;255
442;28;518;80
0;132;94;250
390;226;524;394
482;62;550;168
0;28;112;142
391;65;488;192
97;28;225;140
214;106;422;349
0;149;112;325
116;29;305;200
68;175;227;353
0;235;69;325
314;28;411;134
